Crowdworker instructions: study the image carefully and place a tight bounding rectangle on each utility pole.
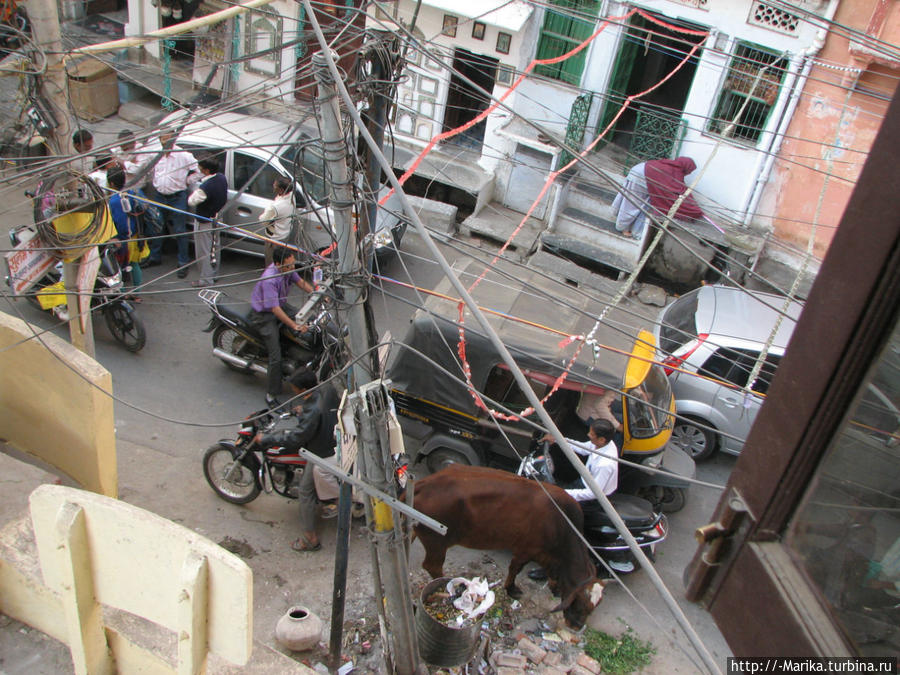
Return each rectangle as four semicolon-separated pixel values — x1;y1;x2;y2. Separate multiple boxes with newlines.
313;50;422;675
26;0;95;355
360;35;399;239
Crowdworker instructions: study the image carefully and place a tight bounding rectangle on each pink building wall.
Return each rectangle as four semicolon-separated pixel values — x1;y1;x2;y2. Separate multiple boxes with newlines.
760;0;899;259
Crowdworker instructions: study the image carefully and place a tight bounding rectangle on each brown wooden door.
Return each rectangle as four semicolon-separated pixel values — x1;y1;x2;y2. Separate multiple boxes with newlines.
684;92;900;657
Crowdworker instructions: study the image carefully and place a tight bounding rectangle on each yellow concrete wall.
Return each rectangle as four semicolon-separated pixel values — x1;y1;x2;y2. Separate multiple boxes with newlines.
0;311;117;498
30;485;253;669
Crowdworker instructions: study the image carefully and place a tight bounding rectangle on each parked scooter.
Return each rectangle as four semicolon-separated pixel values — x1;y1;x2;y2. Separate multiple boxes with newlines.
203;407;410;506
518;446;668;575
7;225;146;352
198;278;346;383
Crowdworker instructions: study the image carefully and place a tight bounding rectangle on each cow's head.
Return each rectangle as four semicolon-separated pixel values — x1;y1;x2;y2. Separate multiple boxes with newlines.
552;577;607;629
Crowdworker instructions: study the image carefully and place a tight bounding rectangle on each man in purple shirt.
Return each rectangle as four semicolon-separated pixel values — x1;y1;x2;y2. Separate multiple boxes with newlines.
250;247;314;407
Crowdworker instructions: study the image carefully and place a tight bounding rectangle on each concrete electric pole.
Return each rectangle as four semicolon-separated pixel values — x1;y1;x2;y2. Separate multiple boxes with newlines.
312;50;422;675
26;0;95;355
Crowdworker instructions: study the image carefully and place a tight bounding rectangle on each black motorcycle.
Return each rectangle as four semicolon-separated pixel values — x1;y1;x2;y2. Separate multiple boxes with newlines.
198;279;345;383
203;408;410;506
7;225;146;352
203;409;309;504
518;447;667;575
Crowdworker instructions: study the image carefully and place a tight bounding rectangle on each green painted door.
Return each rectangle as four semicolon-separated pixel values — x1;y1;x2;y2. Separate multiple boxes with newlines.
596;22;641;142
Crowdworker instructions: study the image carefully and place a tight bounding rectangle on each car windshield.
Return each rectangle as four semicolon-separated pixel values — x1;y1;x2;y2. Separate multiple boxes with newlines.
625;364;674;439
659;291;699;354
279;141;328;204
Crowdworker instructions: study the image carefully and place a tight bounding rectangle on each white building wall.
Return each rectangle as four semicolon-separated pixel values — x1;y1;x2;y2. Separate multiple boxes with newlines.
370;2;534;155
126;0;301;100
522;0;834;213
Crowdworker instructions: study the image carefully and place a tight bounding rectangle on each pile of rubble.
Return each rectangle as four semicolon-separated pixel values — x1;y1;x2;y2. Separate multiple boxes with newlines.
472;619;610;675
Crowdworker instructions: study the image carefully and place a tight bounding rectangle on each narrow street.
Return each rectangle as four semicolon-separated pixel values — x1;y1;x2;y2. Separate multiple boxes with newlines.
2;174;734;670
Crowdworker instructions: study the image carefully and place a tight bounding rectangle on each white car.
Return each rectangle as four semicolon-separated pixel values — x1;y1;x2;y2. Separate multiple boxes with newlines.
157;109;406;259
654;285;803;459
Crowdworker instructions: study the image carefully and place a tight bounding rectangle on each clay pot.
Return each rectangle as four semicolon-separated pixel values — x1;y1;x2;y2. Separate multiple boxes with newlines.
275;606;323;652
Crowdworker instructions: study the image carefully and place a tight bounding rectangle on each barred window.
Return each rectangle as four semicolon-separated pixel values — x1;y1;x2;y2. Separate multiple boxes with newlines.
708;42;787;143
534;0;599;85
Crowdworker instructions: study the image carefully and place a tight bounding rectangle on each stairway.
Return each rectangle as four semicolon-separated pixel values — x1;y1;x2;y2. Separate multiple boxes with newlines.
542;170;647;276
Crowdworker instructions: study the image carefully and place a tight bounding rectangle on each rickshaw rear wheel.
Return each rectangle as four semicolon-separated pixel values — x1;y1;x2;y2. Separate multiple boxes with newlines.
426;448;470;474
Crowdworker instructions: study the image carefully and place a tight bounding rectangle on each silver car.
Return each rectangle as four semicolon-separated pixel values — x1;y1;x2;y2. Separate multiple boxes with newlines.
159;110;406;259
654;285;803;459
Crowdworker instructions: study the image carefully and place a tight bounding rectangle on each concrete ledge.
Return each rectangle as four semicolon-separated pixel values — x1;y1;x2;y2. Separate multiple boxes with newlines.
0;311;117;497
527;251;624;295
461;202;546;258
407;195;458;233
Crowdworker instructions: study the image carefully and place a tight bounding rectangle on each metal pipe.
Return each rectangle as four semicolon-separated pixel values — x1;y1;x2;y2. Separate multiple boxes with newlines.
65;0;278;60
211;348;266;374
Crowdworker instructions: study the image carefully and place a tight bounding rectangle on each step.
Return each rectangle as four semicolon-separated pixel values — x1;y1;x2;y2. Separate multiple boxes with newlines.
527;250;625;292
560;206;619;236
568;176;620;204
460;205;545;256
541;232;638;275
114;60;197;105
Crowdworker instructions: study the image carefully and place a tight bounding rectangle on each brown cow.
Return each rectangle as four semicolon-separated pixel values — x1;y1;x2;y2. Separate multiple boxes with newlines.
409;464;605;629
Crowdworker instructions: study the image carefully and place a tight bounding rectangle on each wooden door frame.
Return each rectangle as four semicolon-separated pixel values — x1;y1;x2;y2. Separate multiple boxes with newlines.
685;91;900;655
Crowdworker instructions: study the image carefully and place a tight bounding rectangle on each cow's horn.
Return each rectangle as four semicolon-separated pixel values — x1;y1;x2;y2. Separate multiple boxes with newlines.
589;581;604;606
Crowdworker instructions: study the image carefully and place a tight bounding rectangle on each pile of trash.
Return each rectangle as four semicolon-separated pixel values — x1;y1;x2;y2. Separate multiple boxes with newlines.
422;577;496;628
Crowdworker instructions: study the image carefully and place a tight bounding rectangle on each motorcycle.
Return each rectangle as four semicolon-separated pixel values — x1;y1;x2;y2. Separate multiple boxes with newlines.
518;446;668;575
203;407;410;506
7;225;147;352
198;278;345;383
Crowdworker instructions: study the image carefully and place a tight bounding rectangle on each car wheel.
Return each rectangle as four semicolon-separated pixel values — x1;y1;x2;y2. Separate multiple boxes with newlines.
426;448;470;474
671;416;717;461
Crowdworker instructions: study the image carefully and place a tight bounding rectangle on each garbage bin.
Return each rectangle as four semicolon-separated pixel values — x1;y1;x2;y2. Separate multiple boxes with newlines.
67;58;120;121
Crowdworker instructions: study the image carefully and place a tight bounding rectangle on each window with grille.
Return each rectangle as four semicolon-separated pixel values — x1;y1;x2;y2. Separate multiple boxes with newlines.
534;0;599;85
708;42;787;144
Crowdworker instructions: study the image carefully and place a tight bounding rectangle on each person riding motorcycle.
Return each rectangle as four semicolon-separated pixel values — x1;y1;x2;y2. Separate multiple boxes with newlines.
249;246;314;408
255;370;339;553
551;418;619;521
529;418;635;577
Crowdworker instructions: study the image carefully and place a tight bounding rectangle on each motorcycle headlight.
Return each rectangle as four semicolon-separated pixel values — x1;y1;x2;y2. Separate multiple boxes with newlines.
101;270;122;287
373;229;393;248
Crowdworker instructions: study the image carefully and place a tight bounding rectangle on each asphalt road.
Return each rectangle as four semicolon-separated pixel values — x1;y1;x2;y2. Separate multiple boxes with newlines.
2;185;736;671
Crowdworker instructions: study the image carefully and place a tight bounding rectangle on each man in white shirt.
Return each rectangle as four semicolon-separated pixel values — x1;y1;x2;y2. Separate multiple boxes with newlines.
151;131;199;276
262;176;295;266
529;419;621;580
115;130;160;190
553;418;619;503
71;129;94;176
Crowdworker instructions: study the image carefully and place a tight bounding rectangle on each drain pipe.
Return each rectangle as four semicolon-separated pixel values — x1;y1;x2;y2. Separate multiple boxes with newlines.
741;0;840;225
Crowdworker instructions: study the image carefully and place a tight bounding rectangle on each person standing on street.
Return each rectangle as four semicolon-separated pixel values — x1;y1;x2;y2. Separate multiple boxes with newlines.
106;166;147;298
116;129;160;190
71;129;94;175
151;131;199;276
256;371;340;553
188;157;228;287
249;247;315;408
262;176;294;266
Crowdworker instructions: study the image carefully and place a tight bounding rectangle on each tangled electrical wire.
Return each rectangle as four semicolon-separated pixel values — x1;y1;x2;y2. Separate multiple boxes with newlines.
31;170;110;251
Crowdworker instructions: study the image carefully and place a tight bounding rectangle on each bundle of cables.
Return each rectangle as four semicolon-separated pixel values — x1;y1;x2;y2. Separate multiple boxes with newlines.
31;169;111;254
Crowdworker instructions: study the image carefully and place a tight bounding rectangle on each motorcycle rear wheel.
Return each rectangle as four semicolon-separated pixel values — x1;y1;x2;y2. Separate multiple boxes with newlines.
104;302;146;352
203;443;261;504
212;325;254;373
